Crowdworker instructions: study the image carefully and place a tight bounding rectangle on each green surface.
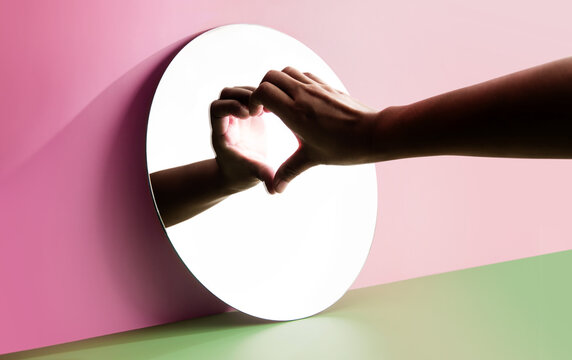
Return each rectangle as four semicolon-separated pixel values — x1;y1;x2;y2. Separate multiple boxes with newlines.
5;250;572;360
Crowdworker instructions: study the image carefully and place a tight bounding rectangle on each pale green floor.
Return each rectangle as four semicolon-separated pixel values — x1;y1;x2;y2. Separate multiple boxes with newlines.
5;250;572;360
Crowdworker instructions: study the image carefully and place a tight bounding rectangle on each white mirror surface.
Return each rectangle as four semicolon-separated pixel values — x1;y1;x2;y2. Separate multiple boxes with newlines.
147;24;377;321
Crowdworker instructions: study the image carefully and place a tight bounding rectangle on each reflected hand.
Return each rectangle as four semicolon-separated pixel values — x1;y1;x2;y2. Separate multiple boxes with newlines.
211;86;275;194
249;67;378;193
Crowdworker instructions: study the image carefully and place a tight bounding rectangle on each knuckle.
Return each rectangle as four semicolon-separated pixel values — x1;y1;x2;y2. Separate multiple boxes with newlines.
219;87;233;97
209;100;219;113
229;100;242;113
282;66;295;73
256;81;272;95
262;69;279;82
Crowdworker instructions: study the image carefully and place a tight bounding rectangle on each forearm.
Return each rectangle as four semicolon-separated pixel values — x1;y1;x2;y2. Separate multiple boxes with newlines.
375;57;572;161
150;159;234;227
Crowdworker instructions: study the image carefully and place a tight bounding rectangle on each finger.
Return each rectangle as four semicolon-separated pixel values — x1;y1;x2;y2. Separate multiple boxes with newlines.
303;72;327;85
245;157;276;194
256;162;276;195
303;72;344;93
219;87;252;107
260;69;301;98
236;86;256;92
241;85;269;113
273;148;315;193
219;86;269;114
249;82;295;123
282;66;313;84
210;99;249;135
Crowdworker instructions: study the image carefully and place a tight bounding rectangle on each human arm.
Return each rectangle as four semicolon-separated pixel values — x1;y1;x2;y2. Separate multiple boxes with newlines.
150;86;274;227
249;59;572;192
374;57;572;161
151;159;235;227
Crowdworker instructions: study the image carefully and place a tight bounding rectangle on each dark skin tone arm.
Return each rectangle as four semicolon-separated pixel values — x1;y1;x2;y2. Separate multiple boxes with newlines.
150;58;572;224
248;58;572;193
150;159;232;227
376;57;572;161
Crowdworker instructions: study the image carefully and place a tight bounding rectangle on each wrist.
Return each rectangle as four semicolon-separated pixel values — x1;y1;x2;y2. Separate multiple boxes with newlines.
214;157;259;195
369;105;408;162
213;158;241;197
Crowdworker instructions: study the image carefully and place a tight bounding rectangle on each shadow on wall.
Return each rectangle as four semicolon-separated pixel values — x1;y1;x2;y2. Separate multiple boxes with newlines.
97;31;230;320
1;30;229;354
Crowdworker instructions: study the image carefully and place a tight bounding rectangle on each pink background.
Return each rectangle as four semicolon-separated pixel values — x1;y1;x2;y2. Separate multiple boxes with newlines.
1;0;571;355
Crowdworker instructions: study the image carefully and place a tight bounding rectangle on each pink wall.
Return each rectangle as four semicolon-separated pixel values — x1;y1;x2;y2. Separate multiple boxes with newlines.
1;0;571;354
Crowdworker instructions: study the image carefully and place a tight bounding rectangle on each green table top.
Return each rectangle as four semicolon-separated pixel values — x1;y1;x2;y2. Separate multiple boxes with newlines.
5;250;571;360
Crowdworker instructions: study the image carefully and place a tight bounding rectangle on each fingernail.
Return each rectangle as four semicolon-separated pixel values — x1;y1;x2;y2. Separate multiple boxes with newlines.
275;180;288;193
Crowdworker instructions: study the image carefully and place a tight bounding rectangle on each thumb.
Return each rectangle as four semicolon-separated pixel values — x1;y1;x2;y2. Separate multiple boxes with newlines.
274;148;315;194
253;161;276;195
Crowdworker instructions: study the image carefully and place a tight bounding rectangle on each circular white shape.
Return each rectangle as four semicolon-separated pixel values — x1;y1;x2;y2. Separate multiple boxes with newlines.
147;24;377;321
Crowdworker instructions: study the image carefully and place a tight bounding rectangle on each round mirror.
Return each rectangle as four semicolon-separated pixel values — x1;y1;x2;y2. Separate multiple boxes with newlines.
146;24;377;321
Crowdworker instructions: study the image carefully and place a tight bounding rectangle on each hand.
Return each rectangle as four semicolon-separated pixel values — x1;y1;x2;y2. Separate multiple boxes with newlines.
211;86;275;194
249;67;379;193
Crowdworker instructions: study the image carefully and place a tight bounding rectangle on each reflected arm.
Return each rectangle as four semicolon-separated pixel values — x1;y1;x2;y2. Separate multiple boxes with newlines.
150;159;234;227
150;86;275;228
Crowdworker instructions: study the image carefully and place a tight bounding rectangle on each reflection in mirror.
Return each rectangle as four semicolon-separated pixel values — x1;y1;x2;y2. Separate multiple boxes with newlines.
150;85;274;227
146;24;377;320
